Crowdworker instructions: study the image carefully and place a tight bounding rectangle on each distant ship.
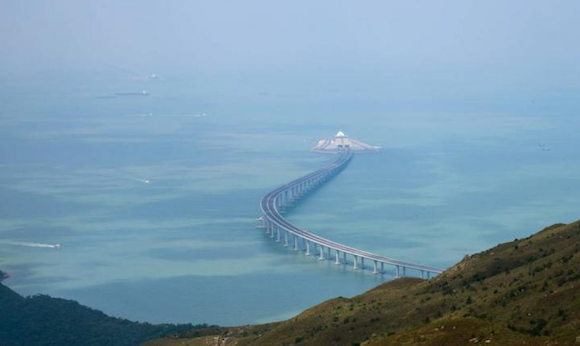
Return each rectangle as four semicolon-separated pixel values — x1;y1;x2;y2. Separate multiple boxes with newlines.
115;90;150;96
310;131;380;154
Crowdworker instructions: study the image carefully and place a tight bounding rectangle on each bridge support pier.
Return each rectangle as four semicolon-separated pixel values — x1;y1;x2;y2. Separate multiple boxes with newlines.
294;236;299;251
353;255;359;270
395;265;400;278
319;246;324;260
335;250;340;265
270;225;275;238
284;231;289;246
343;252;347;264
381;262;384;274
361;258;365;270
373;261;379;274
305;241;311;256
276;227;281;242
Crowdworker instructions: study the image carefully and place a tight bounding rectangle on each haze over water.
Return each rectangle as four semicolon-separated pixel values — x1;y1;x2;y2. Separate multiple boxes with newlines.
1;0;580;326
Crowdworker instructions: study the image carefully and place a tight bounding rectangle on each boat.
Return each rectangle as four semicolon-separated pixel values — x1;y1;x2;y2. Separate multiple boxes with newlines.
115;90;150;96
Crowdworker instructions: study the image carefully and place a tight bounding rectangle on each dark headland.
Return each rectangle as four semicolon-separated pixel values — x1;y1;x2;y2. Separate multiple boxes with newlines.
0;275;208;346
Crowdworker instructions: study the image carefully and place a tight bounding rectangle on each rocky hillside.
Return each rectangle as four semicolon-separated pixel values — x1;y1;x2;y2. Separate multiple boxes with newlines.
143;220;580;346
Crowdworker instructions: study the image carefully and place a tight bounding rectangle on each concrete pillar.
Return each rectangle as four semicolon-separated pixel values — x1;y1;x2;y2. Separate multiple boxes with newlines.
395;265;400;278
343;252;347;264
284;231;289;246
270;225;275;238
353;255;359;270
294;236;299;251
361;258;365;270
319;246;324;260
305;241;311;256
276;227;281;242
335;250;340;265
373;261;379;274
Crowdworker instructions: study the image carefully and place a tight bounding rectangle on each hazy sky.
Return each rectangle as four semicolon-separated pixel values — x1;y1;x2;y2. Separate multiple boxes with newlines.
2;0;580;79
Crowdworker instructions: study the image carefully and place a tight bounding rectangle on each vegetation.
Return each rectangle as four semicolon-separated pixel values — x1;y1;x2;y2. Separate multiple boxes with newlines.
0;269;8;283
0;280;208;346
142;220;580;346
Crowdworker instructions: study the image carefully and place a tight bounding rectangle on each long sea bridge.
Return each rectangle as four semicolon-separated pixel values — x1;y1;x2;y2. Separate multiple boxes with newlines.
259;149;443;278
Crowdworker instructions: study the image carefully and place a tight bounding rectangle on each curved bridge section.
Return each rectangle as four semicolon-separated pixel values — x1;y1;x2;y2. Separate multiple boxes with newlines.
259;150;443;278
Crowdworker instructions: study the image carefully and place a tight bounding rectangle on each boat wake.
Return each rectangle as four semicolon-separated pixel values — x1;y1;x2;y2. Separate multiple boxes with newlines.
0;241;61;249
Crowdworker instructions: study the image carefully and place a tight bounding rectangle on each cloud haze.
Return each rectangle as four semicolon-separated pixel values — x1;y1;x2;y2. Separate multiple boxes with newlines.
2;0;580;78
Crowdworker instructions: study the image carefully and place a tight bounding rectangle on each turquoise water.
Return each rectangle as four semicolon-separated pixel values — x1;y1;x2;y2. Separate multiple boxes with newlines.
1;75;579;325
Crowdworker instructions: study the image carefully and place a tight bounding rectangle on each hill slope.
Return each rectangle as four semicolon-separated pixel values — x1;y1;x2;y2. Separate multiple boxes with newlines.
143;220;580;346
0;280;206;346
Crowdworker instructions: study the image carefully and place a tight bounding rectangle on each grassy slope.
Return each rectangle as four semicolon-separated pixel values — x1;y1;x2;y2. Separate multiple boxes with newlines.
145;221;580;346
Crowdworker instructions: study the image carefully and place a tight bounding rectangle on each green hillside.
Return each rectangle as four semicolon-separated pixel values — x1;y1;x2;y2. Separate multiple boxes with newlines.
142;220;580;346
0;280;207;346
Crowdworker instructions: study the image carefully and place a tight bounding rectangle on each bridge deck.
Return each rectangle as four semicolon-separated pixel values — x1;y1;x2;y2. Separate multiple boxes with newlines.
260;151;444;275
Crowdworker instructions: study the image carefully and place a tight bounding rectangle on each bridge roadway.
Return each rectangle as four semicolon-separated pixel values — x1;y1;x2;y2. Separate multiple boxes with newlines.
259;150;444;278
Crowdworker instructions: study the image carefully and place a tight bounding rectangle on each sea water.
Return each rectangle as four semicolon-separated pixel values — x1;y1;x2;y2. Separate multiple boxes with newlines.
1;73;579;325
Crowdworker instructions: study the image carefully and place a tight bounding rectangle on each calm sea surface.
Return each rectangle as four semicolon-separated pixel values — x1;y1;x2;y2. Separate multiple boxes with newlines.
1;75;579;325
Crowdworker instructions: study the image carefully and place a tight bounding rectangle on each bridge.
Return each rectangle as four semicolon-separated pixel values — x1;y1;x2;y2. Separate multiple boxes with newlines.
259;150;444;278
